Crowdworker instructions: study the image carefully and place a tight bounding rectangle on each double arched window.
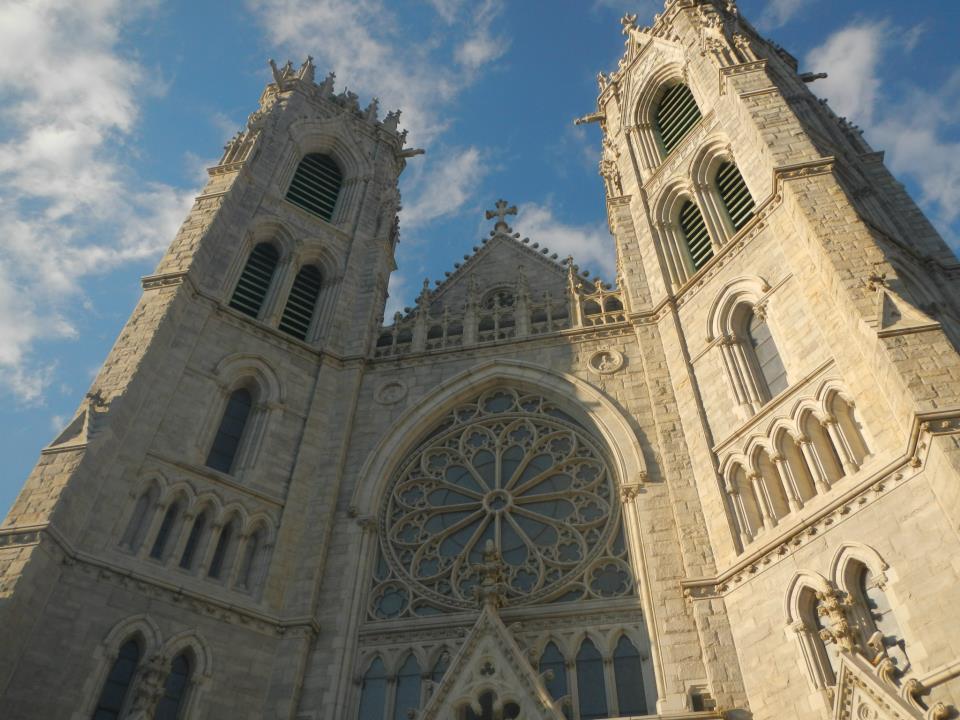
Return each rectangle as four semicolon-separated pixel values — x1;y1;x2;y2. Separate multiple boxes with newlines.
286;153;343;222
90;640;194;720
358;655;423;720
229;243;326;343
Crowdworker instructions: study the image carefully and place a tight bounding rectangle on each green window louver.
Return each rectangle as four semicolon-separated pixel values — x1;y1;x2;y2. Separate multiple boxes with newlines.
655;83;702;156
286;153;342;221
279;265;322;340
229;242;279;318
716;162;755;232
679;200;713;271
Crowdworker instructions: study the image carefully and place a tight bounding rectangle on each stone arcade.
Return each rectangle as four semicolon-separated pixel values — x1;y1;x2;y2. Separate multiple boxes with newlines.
2;2;960;719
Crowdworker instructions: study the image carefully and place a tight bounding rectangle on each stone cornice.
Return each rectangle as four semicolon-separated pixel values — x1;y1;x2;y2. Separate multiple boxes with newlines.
680;409;960;600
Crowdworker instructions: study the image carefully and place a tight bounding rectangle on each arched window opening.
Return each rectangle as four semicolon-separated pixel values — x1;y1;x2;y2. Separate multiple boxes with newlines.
286;153;343;221
393;654;421;720
155;652;192;720
715;162;755;232
539;642;569;711
654;83;702;156
793;585;838;689
733;466;763;538
236;527;265;590
207;517;239;580
279;264;323;341
206;388;253;474
745;313;788;399
120;485;158;552
357;657;388;720
800;413;844;486
679;200;713;271
851;564;909;671
757;451;791;519
463;692;520;720
91;638;141;720
613;636;649;716
178;510;209;570
229;242;279;319
777;432;817;503
576;639;608;720
149;500;182;561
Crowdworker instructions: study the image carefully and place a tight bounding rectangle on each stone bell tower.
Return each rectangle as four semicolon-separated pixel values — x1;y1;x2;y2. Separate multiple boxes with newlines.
579;0;960;718
0;57;421;718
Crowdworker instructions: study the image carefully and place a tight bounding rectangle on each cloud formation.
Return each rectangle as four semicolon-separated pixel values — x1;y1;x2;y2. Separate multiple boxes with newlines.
807;23;960;250
514;203;616;279
0;0;193;402
757;0;816;30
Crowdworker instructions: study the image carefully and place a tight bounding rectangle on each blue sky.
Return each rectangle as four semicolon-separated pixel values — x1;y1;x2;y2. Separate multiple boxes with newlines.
1;0;958;516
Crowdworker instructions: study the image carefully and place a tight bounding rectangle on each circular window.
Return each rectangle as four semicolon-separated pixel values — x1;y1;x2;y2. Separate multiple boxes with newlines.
379;388;622;611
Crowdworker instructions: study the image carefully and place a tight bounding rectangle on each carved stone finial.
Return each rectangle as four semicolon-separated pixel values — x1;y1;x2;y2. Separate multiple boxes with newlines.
298;55;315;83
319;71;336;96
474;539;509;609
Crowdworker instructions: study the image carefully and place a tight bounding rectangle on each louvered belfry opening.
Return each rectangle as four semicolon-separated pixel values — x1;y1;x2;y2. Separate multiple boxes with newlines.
279;265;323;340
286;153;342;221
716;161;755;232
229;242;279;318
655;83;702;156
679;200;713;271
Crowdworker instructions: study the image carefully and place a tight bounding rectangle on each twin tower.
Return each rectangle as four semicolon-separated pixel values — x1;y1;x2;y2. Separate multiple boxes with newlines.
2;2;960;719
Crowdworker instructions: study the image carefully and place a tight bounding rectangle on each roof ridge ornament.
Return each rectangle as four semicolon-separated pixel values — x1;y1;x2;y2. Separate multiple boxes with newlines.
485;198;518;235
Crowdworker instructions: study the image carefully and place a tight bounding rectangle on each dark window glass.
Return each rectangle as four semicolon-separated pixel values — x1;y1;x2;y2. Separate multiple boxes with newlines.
358;657;388;720
207;520;236;579
121;487;156;551
155;653;191;720
286;153;343;221
205;388;253;474
229;243;279;318
655;83;702;155
149;501;181;560
91;639;140;720
679;200;713;271
715;162;755;232
576;639;608;720
393;654;421;720
747;313;788;397
178;512;208;570
539;642;571;718
279;265;322;341
613;636;647;716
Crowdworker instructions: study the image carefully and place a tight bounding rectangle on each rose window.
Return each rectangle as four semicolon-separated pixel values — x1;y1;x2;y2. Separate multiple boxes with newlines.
371;388;634;618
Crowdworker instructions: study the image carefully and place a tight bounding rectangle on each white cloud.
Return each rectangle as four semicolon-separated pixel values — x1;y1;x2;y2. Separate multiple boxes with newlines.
249;0;506;144
514;203;615;279
807;24;960;253
401;148;489;229
0;0;194;403
806;21;885;125
384;272;409;319
757;0;816;30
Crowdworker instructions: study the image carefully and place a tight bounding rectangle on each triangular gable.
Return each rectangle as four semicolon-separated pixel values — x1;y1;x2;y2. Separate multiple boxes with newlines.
832;651;924;720
874;287;939;337
420;604;565;720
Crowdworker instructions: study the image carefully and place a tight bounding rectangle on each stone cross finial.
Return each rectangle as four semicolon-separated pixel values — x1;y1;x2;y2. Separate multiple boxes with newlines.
485;199;517;232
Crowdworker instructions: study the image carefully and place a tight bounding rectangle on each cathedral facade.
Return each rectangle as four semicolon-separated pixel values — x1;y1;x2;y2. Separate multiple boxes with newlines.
2;1;960;719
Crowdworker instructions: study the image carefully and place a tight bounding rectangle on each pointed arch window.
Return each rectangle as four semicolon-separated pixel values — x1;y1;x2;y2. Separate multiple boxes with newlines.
229;242;279;319
149;500;182;560
207;517;239;580
715;162;755;232
120;485;158;552
576;639;608;720
178;510;209;570
393;654;422;720
236;527;264;590
655;83;702;156
206;388;253;474
286;153;343;221
92;638;140;720
279;264;322;341
539;642;569;713
358;657;388;720
679;200;713;271
155;652;192;720
613;636;648;715
746;312;788;398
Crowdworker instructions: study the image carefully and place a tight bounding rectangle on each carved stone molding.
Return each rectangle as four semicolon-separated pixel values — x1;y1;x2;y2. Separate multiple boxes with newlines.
374;380;408;405
587;348;625;375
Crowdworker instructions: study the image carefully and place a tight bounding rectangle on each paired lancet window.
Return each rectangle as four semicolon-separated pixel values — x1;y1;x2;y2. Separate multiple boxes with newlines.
229;243;279;319
358;655;424;720
654;83;702;156
286;153;343;221
91;640;193;720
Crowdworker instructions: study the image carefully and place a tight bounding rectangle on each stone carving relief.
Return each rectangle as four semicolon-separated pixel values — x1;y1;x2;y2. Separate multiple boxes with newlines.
375;380;408;405
587;348;625;375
